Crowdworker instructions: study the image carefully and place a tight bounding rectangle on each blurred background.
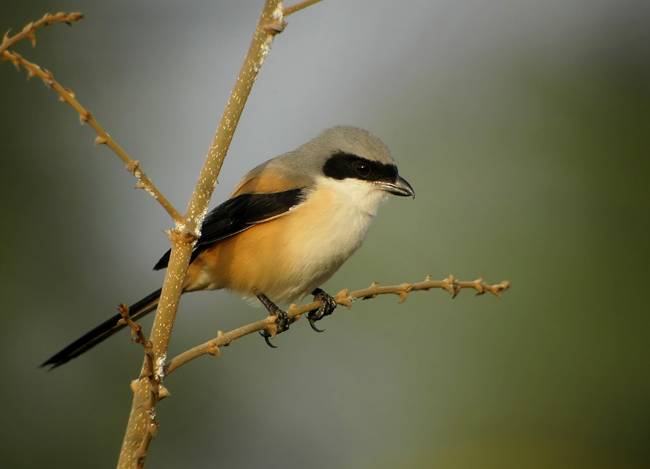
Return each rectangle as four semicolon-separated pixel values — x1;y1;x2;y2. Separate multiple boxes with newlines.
1;1;648;468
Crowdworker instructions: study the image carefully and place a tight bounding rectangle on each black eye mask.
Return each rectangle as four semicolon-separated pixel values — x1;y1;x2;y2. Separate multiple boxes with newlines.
323;152;398;183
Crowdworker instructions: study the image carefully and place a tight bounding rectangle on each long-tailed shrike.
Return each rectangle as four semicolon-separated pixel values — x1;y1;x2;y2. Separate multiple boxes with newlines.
43;126;415;368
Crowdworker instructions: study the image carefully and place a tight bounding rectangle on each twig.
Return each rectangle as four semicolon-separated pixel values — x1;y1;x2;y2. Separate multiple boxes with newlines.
116;304;167;466
118;1;320;467
117;304;151;353
1;49;183;223
284;0;323;17
165;276;510;375
1;11;181;222
0;11;84;55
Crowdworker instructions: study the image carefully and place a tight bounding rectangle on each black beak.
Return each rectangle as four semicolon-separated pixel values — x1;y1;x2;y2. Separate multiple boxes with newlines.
377;175;415;198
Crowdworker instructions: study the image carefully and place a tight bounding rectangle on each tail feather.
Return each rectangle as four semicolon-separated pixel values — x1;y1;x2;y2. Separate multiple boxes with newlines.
41;288;162;369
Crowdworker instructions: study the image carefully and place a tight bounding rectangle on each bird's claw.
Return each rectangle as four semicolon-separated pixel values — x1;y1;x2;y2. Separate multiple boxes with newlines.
259;329;278;348
260;307;291;348
308;317;326;333
307;288;337;333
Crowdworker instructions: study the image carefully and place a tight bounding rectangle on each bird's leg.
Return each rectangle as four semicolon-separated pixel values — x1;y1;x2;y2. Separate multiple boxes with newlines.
307;288;338;333
257;293;291;348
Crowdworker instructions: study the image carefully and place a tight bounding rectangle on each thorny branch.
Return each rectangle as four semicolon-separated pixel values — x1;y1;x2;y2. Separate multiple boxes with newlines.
0;17;183;223
0;11;84;55
165;276;510;375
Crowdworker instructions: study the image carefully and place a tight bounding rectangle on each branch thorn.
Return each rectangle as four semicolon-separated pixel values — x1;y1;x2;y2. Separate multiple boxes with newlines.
60;87;75;100
397;283;413;303
335;288;353;307
491;280;511;296
26;32;37;47
206;344;220;357
362;281;379;300
158;385;171;400
472;278;486;295
22;22;35;34
216;330;231;347
443;274;460;298
126;159;140;174
263;20;287;35
79;110;91;125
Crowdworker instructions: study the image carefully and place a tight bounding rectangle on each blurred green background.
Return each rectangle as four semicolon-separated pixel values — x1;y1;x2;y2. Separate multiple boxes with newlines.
1;1;648;468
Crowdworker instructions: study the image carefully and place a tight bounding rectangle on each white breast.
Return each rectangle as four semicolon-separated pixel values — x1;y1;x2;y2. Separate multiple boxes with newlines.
274;176;389;303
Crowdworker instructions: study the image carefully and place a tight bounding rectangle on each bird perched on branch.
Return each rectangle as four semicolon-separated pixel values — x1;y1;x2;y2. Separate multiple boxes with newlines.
43;126;415;368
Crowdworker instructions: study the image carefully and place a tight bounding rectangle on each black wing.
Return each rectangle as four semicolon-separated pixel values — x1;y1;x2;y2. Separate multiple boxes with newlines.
153;188;305;270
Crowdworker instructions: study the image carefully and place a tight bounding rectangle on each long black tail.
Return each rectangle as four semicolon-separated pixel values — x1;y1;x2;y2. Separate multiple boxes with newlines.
41;288;162;369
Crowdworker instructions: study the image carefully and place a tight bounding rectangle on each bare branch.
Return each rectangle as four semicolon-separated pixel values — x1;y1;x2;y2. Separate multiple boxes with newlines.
1;50;183;223
117;304;152;355
0;11;84;55
284;0;323;17
165;276;511;375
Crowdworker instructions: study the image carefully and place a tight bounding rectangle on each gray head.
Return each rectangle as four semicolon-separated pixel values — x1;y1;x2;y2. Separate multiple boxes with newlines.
304;126;395;165
268;126;414;197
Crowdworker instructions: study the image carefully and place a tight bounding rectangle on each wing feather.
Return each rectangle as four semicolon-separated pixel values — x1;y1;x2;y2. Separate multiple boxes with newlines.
153;188;304;270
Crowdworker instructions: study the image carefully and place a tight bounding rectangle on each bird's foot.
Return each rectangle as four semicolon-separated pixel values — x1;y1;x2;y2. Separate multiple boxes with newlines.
307;288;337;333
257;294;292;348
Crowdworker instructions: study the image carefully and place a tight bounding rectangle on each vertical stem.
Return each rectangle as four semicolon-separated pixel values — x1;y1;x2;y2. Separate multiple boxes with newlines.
117;238;193;469
116;1;282;467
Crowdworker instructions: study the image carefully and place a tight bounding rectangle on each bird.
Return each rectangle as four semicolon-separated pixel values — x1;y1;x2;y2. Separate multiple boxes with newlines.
42;126;415;368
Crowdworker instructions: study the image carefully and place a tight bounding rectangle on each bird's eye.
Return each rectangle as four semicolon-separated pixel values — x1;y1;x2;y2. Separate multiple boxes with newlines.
354;161;371;178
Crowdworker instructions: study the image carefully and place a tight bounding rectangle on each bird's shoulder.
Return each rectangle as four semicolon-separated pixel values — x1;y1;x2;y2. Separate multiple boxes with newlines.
231;154;315;196
152;164;310;271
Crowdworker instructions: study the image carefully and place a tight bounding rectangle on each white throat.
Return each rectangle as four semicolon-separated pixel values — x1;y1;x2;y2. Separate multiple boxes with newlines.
303;175;389;266
314;176;389;218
